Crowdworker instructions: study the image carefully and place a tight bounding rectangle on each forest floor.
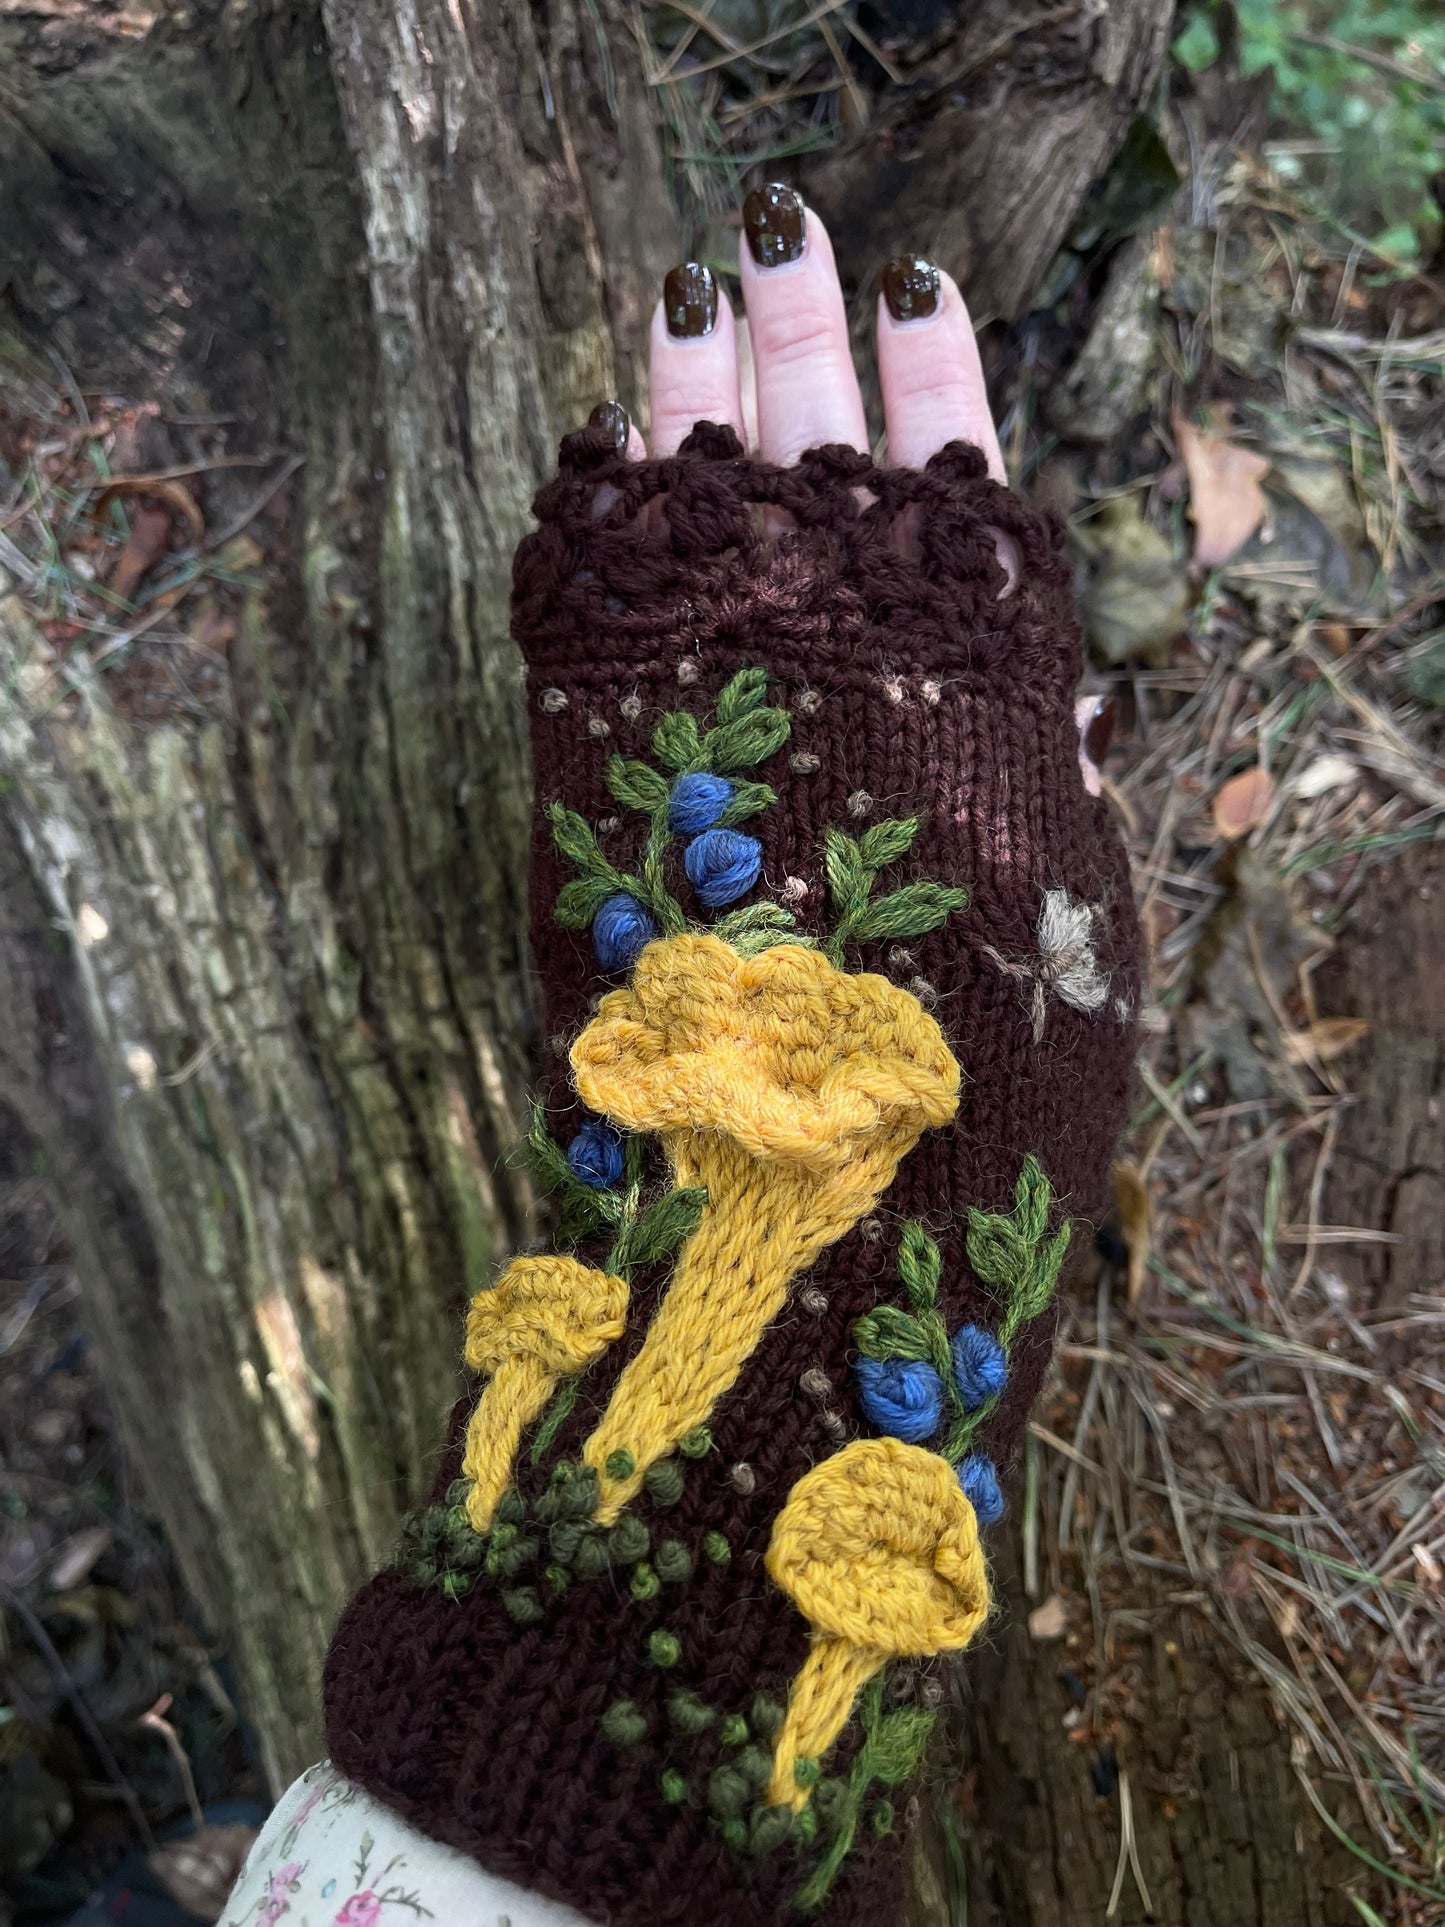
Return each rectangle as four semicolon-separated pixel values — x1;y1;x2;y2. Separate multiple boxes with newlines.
2;5;1443;1925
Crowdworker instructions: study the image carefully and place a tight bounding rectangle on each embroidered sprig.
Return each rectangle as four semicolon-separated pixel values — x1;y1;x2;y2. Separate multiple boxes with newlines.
822;817;970;966
550;669;973;971
850;1157;1071;1522
549;667;791;966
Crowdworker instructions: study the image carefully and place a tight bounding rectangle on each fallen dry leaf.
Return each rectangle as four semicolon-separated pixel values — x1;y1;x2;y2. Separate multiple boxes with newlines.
1113;1161;1152;1308
1281;1017;1371;1064
1028;1593;1069;1640
1175;408;1271;567
1212;765;1274;840
108;502;173;605
1293;753;1359;799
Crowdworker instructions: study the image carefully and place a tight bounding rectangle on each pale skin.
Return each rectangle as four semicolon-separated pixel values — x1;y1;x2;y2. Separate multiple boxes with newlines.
622;201;1108;783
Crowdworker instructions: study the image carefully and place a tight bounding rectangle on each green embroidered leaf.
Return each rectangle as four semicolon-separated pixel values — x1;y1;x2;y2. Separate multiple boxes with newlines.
965;1155;1072;1344
652;710;704;772
710;902;797;942
547;801;616;878
850;880;971;942
851;1305;931;1361
714;666;770;724
523;1107;576;1194
858;818;920;870
896;1222;942;1312
610;1186;707;1275
863;1706;936;1786
716;779;776;826
701;707;791;774
606;756;670;815
823;828;869;914
554;874;619;929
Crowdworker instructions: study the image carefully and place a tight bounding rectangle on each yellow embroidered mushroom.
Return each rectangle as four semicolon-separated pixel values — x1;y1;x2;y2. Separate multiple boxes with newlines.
571;934;960;1519
763;1436;990;1810
460;1254;628;1532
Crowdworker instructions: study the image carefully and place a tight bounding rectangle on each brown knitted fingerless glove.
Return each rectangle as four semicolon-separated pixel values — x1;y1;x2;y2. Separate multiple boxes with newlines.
323;423;1142;1925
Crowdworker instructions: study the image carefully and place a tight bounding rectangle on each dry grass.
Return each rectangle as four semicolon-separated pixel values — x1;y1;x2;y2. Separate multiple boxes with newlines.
1010;142;1445;1920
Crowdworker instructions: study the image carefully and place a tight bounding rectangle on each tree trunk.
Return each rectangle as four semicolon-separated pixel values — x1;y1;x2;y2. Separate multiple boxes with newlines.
0;0;1173;1817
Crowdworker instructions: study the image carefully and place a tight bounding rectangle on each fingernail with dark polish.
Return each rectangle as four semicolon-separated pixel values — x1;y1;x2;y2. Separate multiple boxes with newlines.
882;255;941;322
1083;696;1118;767
743;183;806;269
588;400;630;450
664;262;718;338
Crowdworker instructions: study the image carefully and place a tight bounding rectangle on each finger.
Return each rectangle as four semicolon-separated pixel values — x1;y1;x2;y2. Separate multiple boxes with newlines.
648;264;745;459
877;260;1006;481
1075;694;1117;796
739;189;867;467
585;402;648;516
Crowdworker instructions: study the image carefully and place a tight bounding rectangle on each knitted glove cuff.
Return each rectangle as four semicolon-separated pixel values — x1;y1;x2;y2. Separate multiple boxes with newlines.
323;427;1141;1927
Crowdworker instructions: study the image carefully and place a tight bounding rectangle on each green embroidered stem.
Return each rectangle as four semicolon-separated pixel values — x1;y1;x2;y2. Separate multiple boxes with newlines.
792;1676;935;1910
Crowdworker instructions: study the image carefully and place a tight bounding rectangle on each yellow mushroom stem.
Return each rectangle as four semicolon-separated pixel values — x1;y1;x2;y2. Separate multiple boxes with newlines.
582;1119;917;1523
764;1438;992;1811
461;1255;628;1533
766;1638;888;1811
461;1353;559;1534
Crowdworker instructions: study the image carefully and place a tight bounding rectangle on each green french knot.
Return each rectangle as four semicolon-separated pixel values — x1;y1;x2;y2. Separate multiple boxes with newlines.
548;1519;588;1563
666;1691;715;1735
495;1485;527;1527
660;1769;689;1806
654;1539;693;1584
630;1562;660;1602
750;1806;794;1855
608;1515;649;1564
722;1819;748;1852
501;1586;543;1626
544;1563;570;1595
600;1700;649;1746
606;1448;636;1481
750;1696;785;1739
702;1530;731;1564
440;1570;471;1603
720;1714;749;1747
796;1806;819;1846
870;1800;895;1836
793;1757;821;1787
574;1535;609;1579
644;1458;686;1506
966;1154;1072;1345
678;1425;713;1458
648;1630;682;1667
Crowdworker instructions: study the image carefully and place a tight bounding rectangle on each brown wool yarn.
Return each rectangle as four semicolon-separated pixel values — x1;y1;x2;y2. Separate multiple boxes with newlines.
322;423;1142;1926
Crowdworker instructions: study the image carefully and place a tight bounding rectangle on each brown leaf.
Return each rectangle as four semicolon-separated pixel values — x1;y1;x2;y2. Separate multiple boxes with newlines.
1028;1592;1069;1640
1175;409;1271;567
107;504;174;605
1281;1017;1371;1064
1113;1161;1152;1308
148;1823;257;1923
1212;765;1274;841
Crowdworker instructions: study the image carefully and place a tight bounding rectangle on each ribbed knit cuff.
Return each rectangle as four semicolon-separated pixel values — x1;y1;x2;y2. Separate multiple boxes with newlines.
323;426;1141;1927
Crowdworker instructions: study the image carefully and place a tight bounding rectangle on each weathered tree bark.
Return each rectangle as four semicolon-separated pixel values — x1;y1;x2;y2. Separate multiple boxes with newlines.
0;0;1175;1822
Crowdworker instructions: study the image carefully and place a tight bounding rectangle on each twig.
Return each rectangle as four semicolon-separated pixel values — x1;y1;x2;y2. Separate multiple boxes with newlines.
0;1581;154;1848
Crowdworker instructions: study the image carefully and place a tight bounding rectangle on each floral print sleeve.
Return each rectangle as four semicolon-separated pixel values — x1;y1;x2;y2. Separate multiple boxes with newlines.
224;1764;589;1927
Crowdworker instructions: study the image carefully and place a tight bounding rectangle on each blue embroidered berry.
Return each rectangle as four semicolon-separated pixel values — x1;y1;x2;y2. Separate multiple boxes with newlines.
853;1356;945;1444
684;828;762;909
957;1453;1005;1525
668;772;735;834
567;1120;624;1189
592;893;656;971
950;1325;1008;1409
